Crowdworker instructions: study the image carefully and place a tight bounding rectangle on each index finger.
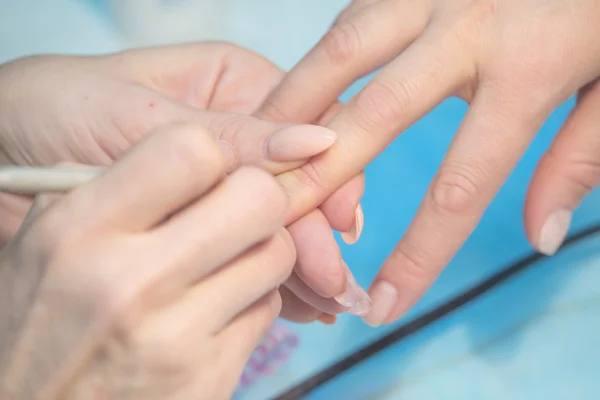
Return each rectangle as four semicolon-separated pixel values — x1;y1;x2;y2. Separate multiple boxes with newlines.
256;0;431;123
278;26;471;224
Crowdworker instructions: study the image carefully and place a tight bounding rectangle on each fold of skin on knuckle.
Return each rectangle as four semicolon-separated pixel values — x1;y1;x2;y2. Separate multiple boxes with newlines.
352;79;412;135
386;238;438;291
208;114;252;143
155;124;225;187
291;160;333;193
431;163;483;216
207;114;274;163
318;19;363;68
543;147;600;196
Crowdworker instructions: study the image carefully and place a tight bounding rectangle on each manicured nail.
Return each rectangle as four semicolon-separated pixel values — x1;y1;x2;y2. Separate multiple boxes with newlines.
265;125;336;162
538;209;572;255
333;261;372;316
362;280;397;328
341;204;364;245
218;140;237;171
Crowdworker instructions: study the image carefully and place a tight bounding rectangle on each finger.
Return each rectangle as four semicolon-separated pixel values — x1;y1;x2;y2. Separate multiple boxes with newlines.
151;292;281;400
111;86;338;175
283;273;348;316
204;113;337;174
278;25;472;223
257;0;432;123
320;173;365;239
315;101;343;126
176;229;296;331
524;86;600;255
148;167;289;299
334;0;383;24
288;209;346;297
364;85;547;327
210;291;282;397
289;209;371;314
0;163;96;244
279;285;325;323
53;124;225;232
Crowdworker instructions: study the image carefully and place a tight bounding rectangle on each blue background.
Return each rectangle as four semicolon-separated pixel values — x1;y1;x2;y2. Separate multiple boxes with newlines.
243;79;600;399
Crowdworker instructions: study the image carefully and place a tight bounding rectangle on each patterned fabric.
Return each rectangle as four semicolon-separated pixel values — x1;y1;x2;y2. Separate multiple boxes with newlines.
240;323;299;388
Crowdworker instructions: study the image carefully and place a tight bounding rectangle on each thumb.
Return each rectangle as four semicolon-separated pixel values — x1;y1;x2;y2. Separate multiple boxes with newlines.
200;112;338;174
524;85;600;255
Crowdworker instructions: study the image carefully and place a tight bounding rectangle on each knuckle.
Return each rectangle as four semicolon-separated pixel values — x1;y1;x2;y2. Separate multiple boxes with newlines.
156;124;226;182
209;114;253;143
353;80;411;132
390;240;438;287
545;149;600;194
292;161;333;192
431;165;482;214
319;21;363;67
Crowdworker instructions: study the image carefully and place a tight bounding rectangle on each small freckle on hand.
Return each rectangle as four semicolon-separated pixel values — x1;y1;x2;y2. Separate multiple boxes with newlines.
149;102;155;108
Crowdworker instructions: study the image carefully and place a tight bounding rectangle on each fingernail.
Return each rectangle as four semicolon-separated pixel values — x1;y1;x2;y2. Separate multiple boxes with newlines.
341;204;364;245
218;140;237;171
362;280;397;328
265;125;336;162
538;209;572;255
333;261;372;316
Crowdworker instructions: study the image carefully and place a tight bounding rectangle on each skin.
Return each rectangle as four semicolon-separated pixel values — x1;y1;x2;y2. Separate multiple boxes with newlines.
258;0;600;325
0;43;367;323
0;125;296;399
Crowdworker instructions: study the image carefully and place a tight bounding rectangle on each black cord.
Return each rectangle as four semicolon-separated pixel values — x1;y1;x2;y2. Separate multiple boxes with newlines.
272;223;600;400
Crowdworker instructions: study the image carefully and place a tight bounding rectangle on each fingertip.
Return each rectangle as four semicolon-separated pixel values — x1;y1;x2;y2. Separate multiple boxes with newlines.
265;125;337;162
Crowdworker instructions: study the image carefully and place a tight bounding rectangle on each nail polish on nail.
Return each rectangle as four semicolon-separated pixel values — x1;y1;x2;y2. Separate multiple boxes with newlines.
362;280;397;328
538;209;572;255
218;140;237;171
265;125;336;162
333;261;372;316
341;204;364;245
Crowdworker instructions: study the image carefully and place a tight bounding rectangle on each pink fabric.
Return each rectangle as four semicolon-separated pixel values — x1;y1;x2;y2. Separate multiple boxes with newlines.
240;323;299;388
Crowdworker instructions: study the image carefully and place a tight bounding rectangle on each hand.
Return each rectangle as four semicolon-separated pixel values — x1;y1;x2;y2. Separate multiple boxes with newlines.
258;0;600;326
0;125;295;399
0;43;370;322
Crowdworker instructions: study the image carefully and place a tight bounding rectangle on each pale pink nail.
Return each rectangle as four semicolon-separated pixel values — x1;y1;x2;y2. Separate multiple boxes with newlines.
333;261;372;316
362;280;397;327
538;209;572;255
341;204;364;245
265;125;336;162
